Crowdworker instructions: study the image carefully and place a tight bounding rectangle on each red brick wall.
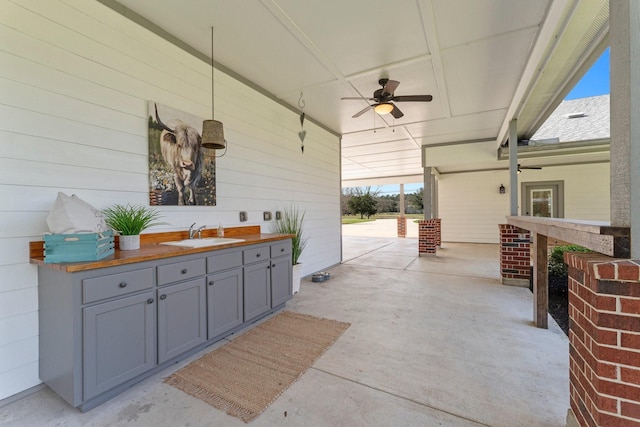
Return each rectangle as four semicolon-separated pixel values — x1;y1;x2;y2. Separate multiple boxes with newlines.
419;219;440;255
397;216;406;238
566;252;640;427
499;224;531;283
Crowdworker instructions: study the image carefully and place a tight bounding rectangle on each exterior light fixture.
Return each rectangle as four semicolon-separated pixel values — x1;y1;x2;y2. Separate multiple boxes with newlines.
374;103;394;115
499;184;506;194
201;26;227;153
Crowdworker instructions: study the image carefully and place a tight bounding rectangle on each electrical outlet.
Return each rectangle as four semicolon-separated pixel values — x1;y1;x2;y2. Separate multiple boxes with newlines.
239;211;248;222
263;211;272;221
275;211;282;220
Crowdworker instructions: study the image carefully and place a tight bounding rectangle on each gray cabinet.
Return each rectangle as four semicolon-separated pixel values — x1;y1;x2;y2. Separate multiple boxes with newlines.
270;255;291;307
243;241;293;320
270;240;292;308
207;248;244;339
38;237;292;411
157;278;207;364
83;291;156;400
243;260;271;321
207;268;243;338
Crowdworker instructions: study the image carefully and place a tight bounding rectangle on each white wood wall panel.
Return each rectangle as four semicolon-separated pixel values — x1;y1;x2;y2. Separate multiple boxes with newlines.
0;0;340;401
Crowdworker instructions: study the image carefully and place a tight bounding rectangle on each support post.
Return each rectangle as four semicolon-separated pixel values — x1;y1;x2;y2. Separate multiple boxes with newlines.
610;0;640;258
397;183;406;237
509;119;518;216
423;167;432;219
532;232;548;329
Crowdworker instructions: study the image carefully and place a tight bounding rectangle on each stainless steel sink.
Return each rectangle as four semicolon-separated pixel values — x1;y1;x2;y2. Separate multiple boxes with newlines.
160;237;245;248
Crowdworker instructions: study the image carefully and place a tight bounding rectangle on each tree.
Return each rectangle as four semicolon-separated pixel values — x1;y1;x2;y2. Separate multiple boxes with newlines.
408;187;424;211
348;194;378;219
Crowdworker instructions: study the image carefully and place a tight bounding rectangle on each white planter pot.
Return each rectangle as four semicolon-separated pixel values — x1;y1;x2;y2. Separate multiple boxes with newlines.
119;235;140;251
292;263;302;294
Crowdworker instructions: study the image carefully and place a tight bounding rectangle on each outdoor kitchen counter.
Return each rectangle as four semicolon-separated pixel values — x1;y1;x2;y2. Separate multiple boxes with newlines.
29;225;294;273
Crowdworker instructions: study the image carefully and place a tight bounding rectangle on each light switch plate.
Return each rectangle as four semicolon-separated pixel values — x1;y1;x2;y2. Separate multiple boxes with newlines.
239;211;248;222
263;211;272;221
275;211;282;220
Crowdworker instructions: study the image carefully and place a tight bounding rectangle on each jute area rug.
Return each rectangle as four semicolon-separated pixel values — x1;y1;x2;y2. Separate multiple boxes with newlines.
165;310;350;423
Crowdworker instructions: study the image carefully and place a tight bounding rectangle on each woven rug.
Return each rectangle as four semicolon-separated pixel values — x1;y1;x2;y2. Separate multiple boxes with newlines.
165;311;350;422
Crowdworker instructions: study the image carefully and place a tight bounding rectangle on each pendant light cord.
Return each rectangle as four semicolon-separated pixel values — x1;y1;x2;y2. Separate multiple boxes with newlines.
211;26;215;119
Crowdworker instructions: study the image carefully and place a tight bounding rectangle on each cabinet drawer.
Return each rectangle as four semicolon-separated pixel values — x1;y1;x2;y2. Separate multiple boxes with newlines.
271;241;291;257
243;246;270;264
83;268;154;304
207;250;243;273
157;258;205;286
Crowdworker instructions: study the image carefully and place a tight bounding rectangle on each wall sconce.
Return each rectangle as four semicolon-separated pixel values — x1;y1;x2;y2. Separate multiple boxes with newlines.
499;184;506;194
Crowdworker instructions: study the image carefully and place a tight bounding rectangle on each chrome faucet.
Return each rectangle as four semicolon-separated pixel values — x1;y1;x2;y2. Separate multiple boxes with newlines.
188;223;206;239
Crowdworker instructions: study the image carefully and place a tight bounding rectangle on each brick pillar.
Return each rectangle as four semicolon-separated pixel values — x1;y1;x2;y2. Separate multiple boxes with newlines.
435;218;441;246
565;252;640;427
397;216;407;238
499;224;531;287
419;219;439;255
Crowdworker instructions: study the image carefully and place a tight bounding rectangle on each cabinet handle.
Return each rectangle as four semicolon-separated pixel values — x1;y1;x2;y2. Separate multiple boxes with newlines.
256;253;261;258
147;298;154;304
160;294;167;300
267;265;270;269
119;282;127;288
181;268;188;274
281;248;285;252
272;264;276;268
209;280;214;286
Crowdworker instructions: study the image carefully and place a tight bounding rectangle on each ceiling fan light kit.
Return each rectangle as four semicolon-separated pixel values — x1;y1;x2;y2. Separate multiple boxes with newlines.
374;103;394;115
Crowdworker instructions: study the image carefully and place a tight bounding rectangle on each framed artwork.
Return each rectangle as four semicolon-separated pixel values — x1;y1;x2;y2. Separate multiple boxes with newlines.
148;101;216;206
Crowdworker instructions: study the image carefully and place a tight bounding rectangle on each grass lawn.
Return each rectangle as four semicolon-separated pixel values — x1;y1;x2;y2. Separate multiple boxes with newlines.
342;213;423;224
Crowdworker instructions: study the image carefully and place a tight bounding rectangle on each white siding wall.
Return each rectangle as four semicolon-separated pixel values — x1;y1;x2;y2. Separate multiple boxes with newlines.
438;163;610;243
0;0;341;400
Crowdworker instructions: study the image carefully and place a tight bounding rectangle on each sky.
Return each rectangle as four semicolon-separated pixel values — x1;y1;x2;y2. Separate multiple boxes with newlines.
350;48;611;196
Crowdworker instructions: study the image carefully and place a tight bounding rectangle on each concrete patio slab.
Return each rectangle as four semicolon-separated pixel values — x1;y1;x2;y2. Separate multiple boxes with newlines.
0;233;568;427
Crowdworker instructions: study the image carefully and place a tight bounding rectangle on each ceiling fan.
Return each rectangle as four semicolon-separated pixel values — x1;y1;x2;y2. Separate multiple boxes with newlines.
341;78;433;119
518;164;542;173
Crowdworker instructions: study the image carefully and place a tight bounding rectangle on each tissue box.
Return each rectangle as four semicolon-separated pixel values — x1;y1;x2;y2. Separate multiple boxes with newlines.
44;230;114;263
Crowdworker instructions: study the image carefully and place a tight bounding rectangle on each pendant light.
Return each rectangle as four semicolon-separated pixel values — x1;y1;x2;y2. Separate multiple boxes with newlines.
201;26;226;152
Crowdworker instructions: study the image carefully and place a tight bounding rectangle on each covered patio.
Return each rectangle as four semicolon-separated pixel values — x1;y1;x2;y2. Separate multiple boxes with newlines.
1;238;568;426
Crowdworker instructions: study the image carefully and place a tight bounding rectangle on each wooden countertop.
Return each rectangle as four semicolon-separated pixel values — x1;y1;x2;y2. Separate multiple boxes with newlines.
29;225;294;273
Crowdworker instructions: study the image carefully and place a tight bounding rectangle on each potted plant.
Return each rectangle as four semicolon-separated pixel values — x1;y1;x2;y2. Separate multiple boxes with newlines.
102;203;163;250
272;205;308;293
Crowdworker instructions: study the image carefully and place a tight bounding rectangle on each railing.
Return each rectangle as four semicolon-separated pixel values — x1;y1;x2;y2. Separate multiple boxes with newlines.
505;216;630;328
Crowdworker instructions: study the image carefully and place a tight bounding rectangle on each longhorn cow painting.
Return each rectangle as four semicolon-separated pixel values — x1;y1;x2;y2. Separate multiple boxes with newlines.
148;102;216;206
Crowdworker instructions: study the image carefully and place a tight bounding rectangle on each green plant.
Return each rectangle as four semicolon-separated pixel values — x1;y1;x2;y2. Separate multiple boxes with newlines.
102;204;163;235
548;244;591;276
272;205;308;265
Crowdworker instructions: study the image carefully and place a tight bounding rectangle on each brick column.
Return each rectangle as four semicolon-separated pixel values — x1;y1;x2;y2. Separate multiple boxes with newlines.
435;218;441;247
419;219;439;255
397;216;407;238
565;252;640;427
499;224;531;286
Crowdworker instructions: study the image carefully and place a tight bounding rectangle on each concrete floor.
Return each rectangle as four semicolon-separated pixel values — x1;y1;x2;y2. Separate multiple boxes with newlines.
0;227;569;427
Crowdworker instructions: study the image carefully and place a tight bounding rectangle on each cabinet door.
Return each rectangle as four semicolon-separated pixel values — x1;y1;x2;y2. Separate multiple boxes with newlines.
83;291;156;400
157;278;207;364
271;256;292;307
243;261;271;321
207;267;243;339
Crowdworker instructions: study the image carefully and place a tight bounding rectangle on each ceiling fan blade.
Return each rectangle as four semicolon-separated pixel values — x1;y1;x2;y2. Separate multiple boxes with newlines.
390;104;404;119
393;95;433;102
518;164;542;170
382;79;400;95
352;105;375;118
341;96;375;100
